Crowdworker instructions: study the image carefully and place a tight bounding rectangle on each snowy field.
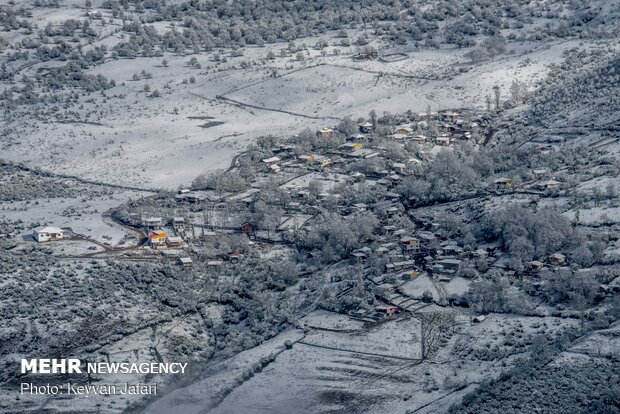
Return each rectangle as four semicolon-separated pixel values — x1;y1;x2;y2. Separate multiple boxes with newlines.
1;37;583;190
0;190;148;244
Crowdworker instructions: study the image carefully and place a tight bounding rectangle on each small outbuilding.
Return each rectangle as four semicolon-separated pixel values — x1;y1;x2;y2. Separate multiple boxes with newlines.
548;253;566;265
33;227;64;243
177;257;193;267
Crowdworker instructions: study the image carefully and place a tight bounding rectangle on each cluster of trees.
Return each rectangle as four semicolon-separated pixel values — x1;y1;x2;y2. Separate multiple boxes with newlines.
36;62;114;92
451;338;620;414
290;212;379;262
44;19;97;38
0;5;32;32
530;47;620;129
0;243;310;384
396;149;480;204
192;169;249;194
0;163;112;202
98;0;604;57
479;205;605;266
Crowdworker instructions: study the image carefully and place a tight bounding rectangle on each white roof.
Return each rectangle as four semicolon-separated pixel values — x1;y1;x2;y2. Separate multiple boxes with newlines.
262;156;281;163
167;236;183;243
35;226;63;233
179;257;193;263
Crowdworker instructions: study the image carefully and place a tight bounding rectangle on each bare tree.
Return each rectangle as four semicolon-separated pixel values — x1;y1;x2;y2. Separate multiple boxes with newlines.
492;85;500;110
417;312;456;360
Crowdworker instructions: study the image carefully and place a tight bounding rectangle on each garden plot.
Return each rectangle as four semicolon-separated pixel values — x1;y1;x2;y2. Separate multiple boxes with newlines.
453;314;580;363
0;190;145;245
300;310;366;331
207;329;478;414
206;341;414;414
400;274;441;301
144;329;305;414
444;277;472;296
564;205;620;226
302;317;422;359
565;320;620;359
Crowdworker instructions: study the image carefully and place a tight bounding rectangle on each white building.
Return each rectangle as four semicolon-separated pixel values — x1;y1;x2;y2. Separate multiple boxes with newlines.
33;226;64;242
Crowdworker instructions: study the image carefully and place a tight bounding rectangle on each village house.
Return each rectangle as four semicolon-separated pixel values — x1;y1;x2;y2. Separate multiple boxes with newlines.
537;179;561;191
394;125;414;135
177;257;193;267
439;123;456;133
353;49;379;61
382;225;397;235
388;174;401;186
207;259;224;266
358;122;373;133
412;135;427;143
316;127;335;138
400;236;420;252
166;236;184;249
269;164;282;173
418;231;440;246
473;315;487;323
392;163;407;175
33;226;64;243
175;191;202;204
275;144;297;154
313;155;332;168
472;248;489;259
386;206;400;217
375;305;400;315
143;217;163;230
351;148;380;159
240;222;254;236
548;253;566;266
436;136;451;146
494;177;513;189
375;246;389;256
439;111;460;123
436;258;462;273
386;191;401;202
262;156;281;165
172;217;186;234
442;244;464;256
298;154;314;162
148;230;167;249
339;143;364;153
386;260;416;273
351;203;367;213
229;252;244;263
528;260;545;272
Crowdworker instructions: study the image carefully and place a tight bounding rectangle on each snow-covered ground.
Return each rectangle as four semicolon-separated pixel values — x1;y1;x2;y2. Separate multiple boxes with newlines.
0;190;147;244
1;37;583;190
